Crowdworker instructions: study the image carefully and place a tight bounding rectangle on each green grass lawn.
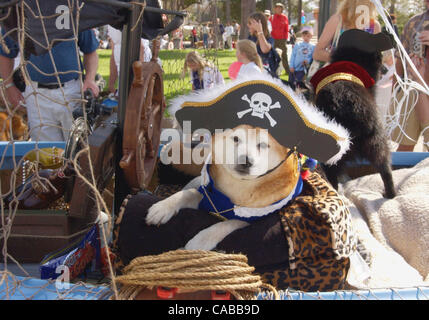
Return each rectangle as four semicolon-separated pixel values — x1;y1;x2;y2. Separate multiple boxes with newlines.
96;49;112;88
97;48;237;104
97;48;287;104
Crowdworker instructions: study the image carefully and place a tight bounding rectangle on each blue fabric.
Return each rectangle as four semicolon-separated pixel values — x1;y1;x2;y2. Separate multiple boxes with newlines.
198;164;303;222
289;70;306;84
192;70;204;90
0;29;99;83
248;35;279;76
203;34;209;48
289;41;315;72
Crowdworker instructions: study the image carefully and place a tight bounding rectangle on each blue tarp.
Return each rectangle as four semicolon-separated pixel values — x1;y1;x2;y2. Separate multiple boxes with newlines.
1;275;428;300
0;274;113;300
0;141;66;170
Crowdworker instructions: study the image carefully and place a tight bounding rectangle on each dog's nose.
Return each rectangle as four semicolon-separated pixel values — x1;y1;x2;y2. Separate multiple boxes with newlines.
238;155;253;169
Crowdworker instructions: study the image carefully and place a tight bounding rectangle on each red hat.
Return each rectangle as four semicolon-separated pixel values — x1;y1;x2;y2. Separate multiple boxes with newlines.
310;61;375;95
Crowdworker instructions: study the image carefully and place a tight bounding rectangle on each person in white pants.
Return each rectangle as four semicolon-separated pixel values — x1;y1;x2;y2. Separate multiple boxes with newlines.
0;29;100;142
24;79;82;141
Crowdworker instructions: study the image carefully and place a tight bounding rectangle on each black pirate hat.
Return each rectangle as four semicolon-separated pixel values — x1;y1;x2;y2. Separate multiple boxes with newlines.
170;74;350;164
337;29;395;53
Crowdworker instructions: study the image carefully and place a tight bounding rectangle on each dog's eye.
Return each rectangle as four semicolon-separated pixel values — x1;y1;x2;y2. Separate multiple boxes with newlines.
233;136;240;143
257;142;269;150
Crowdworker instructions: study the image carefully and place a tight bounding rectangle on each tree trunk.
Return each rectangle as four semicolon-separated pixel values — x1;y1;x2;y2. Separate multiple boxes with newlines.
297;0;302;28
287;0;292;22
390;0;396;13
318;0;337;38
178;0;185;11
226;0;231;23
212;0;218;48
240;0;256;39
266;0;273;12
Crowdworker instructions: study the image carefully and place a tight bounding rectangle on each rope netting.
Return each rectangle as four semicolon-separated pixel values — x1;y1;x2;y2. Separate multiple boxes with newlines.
0;0;427;301
0;0;120;300
371;0;429;150
0;0;222;301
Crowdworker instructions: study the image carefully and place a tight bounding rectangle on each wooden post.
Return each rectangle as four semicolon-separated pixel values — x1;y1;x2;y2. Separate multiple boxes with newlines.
114;0;144;215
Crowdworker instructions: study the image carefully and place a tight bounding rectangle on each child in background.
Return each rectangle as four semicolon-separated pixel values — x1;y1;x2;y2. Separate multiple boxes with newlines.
182;51;225;91
289;26;315;86
235;39;263;79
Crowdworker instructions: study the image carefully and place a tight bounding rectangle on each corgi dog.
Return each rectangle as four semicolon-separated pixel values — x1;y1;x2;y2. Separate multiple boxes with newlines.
0;111;26;141
146;124;302;250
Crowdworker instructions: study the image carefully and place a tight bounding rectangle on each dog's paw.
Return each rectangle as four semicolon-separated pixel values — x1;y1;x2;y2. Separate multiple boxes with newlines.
185;220;249;251
185;228;221;251
384;189;396;199
146;199;180;226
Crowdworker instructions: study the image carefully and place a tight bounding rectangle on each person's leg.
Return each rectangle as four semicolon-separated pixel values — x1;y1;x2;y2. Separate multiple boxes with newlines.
56;79;81;141
288;71;296;85
295;70;305;82
24;84;64;141
203;34;208;48
227;36;232;50
274;39;290;75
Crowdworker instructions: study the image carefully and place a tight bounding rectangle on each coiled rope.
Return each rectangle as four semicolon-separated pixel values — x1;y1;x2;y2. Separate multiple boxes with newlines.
113;250;279;300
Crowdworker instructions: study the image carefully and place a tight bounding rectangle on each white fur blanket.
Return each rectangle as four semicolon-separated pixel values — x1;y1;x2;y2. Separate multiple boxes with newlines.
342;157;429;289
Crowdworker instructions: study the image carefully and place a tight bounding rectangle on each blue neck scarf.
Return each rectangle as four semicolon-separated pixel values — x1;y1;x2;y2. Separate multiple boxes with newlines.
197;162;303;222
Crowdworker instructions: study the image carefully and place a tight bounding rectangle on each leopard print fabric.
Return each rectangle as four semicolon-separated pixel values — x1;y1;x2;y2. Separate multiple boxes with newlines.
259;172;357;291
110;194;133;273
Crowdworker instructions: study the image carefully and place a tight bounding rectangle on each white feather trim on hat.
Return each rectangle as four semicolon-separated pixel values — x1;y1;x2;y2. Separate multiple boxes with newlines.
169;73;351;165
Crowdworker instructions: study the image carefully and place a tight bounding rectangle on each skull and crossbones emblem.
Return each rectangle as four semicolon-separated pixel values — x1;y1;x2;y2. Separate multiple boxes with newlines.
237;93;281;127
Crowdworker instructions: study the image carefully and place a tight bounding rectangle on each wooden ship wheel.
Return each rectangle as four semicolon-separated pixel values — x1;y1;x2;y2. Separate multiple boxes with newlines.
119;39;166;191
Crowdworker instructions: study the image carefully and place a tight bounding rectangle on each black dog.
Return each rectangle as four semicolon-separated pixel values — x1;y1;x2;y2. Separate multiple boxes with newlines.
310;29;396;198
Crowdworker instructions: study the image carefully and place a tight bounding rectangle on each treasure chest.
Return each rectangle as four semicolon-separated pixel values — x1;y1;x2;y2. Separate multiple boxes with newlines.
0;110;117;263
